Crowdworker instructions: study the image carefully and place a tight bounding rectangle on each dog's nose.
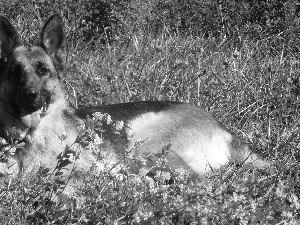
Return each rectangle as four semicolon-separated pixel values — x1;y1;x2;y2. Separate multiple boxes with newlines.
23;89;39;101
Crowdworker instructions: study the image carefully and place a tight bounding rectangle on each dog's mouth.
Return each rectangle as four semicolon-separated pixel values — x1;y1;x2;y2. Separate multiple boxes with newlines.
20;100;50;128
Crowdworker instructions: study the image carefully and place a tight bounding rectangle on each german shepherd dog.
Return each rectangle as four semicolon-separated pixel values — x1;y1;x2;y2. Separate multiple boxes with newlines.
0;14;269;181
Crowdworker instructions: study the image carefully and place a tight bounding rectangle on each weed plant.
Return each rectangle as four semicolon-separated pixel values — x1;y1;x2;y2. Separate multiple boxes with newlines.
1;0;300;224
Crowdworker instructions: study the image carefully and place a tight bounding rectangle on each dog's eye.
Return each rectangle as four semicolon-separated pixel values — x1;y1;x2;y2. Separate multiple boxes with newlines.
36;62;49;76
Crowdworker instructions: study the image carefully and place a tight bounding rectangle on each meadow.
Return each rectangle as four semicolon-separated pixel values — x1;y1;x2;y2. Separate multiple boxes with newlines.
1;0;300;224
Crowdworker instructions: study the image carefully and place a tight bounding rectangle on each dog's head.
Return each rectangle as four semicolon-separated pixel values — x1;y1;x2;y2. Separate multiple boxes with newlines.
0;14;65;128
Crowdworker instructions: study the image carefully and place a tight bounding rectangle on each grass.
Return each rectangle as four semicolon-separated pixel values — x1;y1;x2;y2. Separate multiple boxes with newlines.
1;5;300;224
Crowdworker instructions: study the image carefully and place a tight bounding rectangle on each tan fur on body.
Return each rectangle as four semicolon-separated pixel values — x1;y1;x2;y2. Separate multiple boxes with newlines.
126;104;268;173
76;102;270;174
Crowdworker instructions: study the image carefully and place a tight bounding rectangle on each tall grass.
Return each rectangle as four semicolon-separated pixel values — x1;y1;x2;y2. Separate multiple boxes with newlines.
1;1;300;224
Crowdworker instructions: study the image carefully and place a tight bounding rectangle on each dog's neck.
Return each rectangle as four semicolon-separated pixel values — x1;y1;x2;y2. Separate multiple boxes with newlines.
0;97;84;175
27;98;79;148
21;98;84;172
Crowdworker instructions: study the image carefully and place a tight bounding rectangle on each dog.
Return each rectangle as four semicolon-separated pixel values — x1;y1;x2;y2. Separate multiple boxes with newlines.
0;14;269;182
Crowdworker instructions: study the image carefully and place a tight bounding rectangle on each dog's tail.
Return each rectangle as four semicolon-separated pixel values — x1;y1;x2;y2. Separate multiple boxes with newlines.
229;137;271;170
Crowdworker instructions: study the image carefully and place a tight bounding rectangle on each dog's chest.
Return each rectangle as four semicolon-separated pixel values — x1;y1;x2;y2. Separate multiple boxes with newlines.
30;112;78;155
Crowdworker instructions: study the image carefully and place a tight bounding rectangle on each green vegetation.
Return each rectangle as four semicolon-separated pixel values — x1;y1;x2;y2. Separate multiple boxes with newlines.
1;0;300;224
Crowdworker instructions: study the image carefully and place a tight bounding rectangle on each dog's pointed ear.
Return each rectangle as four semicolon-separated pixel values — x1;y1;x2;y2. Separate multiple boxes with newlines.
0;15;20;59
40;14;65;73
